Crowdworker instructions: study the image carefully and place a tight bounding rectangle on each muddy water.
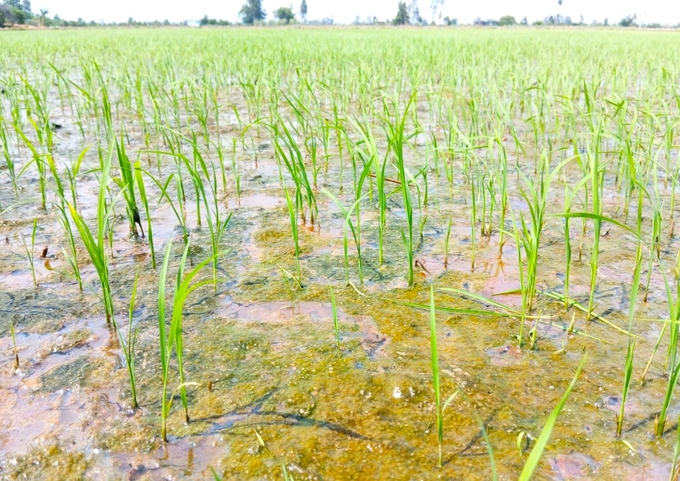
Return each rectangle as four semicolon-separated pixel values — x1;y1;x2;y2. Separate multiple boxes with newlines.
1;37;680;481
1;136;678;480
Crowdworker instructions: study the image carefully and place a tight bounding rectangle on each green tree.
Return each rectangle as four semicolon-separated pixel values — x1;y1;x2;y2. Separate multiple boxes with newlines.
619;15;636;27
240;0;266;24
38;7;47;25
498;15;516;26
274;6;295;23
13;6;25;23
393;1;409;25
300;0;307;22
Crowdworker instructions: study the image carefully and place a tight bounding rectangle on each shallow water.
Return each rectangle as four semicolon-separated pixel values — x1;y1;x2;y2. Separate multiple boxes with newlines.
1;27;680;480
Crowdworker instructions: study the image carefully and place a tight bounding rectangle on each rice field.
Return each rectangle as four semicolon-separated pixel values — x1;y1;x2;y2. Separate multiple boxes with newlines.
1;26;680;479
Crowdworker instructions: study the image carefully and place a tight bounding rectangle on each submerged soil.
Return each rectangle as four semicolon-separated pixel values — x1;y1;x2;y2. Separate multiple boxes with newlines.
0;27;680;480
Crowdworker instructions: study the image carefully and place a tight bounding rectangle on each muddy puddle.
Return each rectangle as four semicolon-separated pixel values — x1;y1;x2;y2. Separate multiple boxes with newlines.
1;29;680;481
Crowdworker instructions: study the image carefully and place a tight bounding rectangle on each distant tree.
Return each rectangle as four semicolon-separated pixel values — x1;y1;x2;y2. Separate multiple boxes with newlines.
393;1;409;25
240;0;265;24
0;10;5;25
430;0;444;23
442;16;456;25
520;16;528;25
498;15;516;26
408;0;422;24
274;6;295;23
199;15;231;26
0;0;30;24
619;15;636;27
603;17;609;26
300;0;307;22
38;7;47;25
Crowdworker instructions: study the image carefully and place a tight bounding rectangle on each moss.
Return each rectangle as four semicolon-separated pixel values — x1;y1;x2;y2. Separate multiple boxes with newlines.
38;356;105;393
40;328;92;356
3;443;89;480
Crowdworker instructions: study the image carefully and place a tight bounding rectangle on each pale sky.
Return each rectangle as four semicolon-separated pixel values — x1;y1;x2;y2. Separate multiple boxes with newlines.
29;0;680;26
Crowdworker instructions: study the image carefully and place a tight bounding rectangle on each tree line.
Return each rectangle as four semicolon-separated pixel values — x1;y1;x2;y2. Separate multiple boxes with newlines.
0;0;666;29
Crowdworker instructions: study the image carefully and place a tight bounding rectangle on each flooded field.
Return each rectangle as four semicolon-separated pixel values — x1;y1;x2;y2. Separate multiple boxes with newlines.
1;27;680;479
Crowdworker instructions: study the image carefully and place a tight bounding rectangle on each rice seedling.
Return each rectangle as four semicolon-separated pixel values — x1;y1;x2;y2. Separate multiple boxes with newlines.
643;169;663;302
113;133;143;237
20;218;38;288
467;160;479;271
654;252;680;438
134;161;156;268
111;271;140;409
0;117;19;196
330;285;340;350
515;152;568;312
230;138;241;203
69;146;118;324
509;207;529;346
10;321;19;369
518;355;586;481
15;125;47;211
271;118;317;226
493;137;509;256
350;115;387;264
158;237;214;441
382;93;417;286
281;181;303;288
64;147;89;210
56;202;83;291
561;178;589;309
322;189;367;285
585;135;606;321
428;285;460;467
443;214;452;268
617;198;646;437
453;388;498;480
184;142;232;288
253;430;295;481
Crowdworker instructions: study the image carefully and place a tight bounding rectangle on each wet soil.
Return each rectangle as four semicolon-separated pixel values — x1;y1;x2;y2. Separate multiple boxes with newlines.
1;28;680;481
